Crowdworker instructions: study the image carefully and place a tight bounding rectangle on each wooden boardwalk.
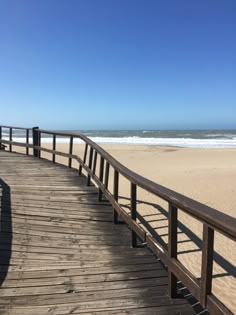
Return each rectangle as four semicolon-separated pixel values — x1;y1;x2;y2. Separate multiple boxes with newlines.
0;151;194;315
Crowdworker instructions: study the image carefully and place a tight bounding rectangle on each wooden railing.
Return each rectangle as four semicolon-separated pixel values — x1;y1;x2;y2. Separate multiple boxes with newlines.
0;125;235;315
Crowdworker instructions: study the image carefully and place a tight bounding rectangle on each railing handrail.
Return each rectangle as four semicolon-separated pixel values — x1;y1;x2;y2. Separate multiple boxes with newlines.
0;125;31;130
0;125;236;239
38;128;236;240
0;125;235;240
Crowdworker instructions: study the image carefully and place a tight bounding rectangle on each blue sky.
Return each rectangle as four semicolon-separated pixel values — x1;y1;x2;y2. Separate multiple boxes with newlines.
0;0;235;130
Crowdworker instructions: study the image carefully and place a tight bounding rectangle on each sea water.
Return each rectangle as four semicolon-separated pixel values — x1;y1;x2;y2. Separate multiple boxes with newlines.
2;129;236;148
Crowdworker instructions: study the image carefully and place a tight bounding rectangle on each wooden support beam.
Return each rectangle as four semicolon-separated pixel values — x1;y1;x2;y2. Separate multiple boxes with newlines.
26;129;29;155
68;136;73;168
104;162;110;190
201;224;214;308
9;128;12;152
32;127;40;158
168;203;178;298
87;147;93;186
79;143;88;175
92;151;97;174
98;156;104;201
131;183;137;247
52;134;56;163
113;170;119;224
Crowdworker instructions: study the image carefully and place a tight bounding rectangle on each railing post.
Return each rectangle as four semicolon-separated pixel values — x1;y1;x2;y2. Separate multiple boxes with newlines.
113;170;119;224
26;129;29;155
32;127;40;158
52;134;56;163
87;147;93;186
92;151;97;174
79;143;88;175
98;156;104;201
0;126;2;150
104;162;110;190
9;128;12;152
200;224;214;308
38;131;41;157
0;126;4;151
168;203;178;298
68;136;73;168
131;183;137;247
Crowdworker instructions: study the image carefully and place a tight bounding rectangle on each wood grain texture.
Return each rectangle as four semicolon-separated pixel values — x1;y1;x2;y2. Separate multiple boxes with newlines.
0;151;194;315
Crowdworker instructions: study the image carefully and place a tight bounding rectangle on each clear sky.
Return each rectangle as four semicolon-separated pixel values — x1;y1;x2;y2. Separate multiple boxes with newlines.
0;0;235;130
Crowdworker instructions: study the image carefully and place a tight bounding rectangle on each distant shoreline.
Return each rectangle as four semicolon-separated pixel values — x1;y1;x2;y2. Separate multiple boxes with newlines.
2;129;236;148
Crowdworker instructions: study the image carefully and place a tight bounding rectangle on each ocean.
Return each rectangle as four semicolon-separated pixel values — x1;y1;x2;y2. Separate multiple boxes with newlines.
2;129;236;148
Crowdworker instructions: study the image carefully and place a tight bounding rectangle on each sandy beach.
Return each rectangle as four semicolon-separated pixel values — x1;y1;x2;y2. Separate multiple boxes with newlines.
12;143;236;312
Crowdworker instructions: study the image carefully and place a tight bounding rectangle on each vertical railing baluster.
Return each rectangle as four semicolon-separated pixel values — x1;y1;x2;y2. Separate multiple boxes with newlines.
200;224;214;308
113;170;119;224
0;126;2;149
104;161;110;189
38;130;41;158
9;128;12;152
26;129;29;155
98;156;104;201
79;143;88;175
92;151;97;174
32;127;40;158
68;136;73;168
131;183;137;247
168;203;178;298
52;134;56;163
87;147;93;186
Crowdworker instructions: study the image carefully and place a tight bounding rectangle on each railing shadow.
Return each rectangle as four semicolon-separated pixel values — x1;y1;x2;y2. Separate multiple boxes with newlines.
119;196;236;279
0;178;12;286
64;174;198;314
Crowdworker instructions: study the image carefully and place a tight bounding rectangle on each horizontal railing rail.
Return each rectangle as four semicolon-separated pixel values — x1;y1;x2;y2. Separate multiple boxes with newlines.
0;124;235;315
0;125;31;130
0;125;31;154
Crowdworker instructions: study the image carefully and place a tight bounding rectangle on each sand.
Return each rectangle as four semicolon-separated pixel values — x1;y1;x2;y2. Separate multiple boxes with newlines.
10;143;236;312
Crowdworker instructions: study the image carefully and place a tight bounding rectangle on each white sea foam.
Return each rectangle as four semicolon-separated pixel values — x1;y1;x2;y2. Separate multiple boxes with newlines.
88;137;236;148
4;136;236;148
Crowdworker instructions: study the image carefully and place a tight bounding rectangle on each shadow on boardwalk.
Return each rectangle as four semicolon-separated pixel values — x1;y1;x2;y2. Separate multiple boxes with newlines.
0;151;196;314
0;178;12;286
120;196;235;280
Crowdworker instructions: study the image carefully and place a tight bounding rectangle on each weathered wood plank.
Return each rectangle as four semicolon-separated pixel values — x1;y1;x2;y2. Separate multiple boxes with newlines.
0;151;194;315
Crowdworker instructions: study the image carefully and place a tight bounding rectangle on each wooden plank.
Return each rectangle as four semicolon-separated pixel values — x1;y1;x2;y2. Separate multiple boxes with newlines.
0;297;193;315
0;286;174;306
0;151;194;315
